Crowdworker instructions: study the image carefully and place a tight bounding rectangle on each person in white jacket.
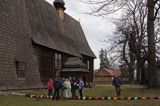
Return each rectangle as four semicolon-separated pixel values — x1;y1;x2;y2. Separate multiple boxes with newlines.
63;78;72;98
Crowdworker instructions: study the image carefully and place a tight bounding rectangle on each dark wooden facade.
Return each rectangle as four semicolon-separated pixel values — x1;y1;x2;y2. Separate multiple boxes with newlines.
0;0;95;90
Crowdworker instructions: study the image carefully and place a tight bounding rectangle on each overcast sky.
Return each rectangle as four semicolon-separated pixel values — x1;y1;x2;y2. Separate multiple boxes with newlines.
46;0;115;69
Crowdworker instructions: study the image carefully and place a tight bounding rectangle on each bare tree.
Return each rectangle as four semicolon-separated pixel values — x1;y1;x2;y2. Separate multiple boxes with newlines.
103;0;148;83
81;0;129;16
83;0;160;87
82;0;160;87
127;0;148;84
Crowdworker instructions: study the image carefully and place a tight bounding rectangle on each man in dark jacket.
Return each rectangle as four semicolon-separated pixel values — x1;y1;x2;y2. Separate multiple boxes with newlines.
71;77;78;98
52;79;62;100
112;75;122;97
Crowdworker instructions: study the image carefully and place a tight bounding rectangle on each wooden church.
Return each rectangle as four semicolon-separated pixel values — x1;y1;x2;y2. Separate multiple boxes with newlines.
0;0;96;90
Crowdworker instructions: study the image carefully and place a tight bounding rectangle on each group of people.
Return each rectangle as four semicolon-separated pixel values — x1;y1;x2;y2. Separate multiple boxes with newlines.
47;77;84;100
47;75;122;100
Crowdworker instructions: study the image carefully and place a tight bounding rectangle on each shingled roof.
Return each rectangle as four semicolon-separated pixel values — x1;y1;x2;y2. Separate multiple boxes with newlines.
95;68;121;77
25;0;96;58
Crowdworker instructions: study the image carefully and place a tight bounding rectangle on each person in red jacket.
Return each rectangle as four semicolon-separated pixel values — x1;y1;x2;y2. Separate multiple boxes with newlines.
47;78;54;98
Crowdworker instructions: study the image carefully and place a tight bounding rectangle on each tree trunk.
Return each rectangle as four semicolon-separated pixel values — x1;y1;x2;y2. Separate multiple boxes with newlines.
140;61;146;85
136;60;141;83
147;0;156;88
128;64;135;83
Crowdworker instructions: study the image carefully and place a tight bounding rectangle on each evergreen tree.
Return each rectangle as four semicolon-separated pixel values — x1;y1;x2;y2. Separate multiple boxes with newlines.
99;48;111;69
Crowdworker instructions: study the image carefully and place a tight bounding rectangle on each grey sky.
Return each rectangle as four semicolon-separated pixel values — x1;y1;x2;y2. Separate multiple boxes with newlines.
46;0;115;69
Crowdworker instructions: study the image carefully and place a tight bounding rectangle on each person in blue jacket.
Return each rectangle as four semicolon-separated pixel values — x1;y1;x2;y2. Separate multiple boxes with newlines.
78;78;84;99
112;75;122;97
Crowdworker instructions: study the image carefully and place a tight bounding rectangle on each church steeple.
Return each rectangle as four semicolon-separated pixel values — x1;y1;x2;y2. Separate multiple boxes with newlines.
53;0;66;10
53;0;66;20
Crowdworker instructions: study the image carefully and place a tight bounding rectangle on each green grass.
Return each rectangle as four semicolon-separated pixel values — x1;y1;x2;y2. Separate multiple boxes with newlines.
0;85;160;106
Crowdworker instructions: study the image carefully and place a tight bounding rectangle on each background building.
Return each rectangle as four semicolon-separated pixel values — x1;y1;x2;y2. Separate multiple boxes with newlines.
94;68;121;84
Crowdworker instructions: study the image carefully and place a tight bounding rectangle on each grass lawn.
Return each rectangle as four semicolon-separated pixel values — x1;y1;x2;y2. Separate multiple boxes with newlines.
0;85;160;106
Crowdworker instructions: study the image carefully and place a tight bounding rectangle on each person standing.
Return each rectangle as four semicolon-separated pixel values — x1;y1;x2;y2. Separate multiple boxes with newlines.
52;79;62;100
47;78;54;98
60;77;65;98
63;78;72;99
78;78;84;99
71;77;78;98
112;75;122;97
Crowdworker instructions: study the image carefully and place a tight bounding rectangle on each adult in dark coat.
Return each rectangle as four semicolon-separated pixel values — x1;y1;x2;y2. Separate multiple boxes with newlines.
71;77;78;98
112;75;122;97
52;79;62;100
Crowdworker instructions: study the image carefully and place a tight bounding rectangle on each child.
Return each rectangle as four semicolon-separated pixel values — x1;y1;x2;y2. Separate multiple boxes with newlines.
47;78;54;98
